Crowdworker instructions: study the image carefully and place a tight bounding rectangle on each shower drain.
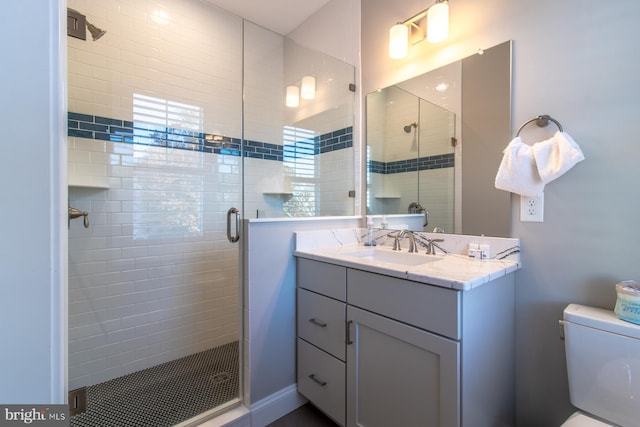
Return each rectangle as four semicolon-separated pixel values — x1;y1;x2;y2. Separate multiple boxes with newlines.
209;372;230;384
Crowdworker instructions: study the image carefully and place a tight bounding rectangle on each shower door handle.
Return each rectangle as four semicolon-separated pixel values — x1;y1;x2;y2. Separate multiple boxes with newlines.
227;207;240;243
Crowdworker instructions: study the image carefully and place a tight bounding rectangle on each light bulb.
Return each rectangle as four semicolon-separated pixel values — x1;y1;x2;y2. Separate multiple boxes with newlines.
286;85;299;107
389;23;409;59
427;1;449;43
301;76;316;100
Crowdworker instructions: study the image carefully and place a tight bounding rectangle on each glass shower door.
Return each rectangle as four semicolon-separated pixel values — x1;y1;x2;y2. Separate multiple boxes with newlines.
67;1;244;425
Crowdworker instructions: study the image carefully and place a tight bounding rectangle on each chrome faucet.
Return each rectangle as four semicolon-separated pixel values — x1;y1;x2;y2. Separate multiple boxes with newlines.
390;230;418;253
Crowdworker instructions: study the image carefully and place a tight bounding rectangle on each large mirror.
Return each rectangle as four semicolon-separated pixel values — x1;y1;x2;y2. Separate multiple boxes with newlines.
366;41;512;237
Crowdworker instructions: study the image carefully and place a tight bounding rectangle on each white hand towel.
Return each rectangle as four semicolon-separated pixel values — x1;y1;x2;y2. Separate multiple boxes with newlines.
532;131;585;184
494;137;545;196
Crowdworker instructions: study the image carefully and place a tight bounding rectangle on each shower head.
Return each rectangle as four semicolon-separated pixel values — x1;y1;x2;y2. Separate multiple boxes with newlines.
87;22;106;41
403;122;418;133
67;8;106;41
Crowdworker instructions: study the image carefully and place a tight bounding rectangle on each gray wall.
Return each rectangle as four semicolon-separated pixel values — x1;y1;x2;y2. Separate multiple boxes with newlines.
0;0;66;403
362;0;640;425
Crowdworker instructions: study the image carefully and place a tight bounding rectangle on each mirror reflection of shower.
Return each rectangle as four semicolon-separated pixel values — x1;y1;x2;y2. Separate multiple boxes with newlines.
403;122;417;133
404;122;418;152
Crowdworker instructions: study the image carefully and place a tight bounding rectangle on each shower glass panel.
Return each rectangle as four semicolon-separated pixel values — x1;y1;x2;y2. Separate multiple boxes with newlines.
67;1;243;425
243;34;356;219
417;98;456;232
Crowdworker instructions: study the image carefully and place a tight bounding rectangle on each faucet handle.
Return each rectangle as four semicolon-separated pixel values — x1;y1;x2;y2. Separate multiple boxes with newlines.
425;238;445;255
386;232;403;251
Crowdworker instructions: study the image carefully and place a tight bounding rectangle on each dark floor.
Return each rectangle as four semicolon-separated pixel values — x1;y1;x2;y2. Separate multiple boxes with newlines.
267;403;339;427
70;341;239;427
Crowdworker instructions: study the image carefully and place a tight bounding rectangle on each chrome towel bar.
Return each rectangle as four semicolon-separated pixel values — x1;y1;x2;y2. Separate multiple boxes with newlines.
515;114;564;137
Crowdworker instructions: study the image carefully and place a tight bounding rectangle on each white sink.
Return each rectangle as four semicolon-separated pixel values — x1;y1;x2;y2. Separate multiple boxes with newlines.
343;248;442;266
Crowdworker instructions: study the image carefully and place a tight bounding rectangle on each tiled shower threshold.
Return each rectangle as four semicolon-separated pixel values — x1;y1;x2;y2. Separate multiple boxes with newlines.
71;341;239;427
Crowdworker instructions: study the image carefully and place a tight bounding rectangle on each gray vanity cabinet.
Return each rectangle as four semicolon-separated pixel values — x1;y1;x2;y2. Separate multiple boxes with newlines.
296;257;515;427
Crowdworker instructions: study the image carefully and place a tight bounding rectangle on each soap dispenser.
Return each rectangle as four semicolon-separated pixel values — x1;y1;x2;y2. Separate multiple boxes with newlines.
364;216;376;246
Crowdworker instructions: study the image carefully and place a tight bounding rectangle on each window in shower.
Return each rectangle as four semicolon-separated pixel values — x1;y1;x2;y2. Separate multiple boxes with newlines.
131;94;205;239
282;125;318;217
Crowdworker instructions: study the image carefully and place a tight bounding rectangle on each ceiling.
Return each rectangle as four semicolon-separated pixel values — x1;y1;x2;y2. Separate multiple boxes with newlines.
202;0;332;36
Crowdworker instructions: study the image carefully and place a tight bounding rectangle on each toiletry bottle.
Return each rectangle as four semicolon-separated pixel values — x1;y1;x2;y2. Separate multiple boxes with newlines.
364;217;376;246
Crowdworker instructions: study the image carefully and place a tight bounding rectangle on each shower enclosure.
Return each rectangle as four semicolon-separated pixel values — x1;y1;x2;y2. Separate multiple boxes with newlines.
66;1;354;425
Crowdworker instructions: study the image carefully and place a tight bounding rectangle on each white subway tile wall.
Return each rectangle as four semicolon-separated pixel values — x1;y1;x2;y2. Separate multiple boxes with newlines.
317;146;356;216
67;0;354;389
68;137;241;389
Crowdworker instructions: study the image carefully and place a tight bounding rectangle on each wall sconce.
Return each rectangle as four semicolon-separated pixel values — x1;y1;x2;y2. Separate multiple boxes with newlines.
388;0;449;59
300;76;316;100
286;86;300;108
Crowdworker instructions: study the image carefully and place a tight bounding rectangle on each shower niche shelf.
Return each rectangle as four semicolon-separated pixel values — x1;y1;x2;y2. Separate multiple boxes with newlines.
68;177;109;189
373;193;401;199
263;192;293;200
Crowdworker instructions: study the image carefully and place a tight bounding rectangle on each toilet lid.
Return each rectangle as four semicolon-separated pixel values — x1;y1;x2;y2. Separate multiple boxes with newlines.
561;411;613;427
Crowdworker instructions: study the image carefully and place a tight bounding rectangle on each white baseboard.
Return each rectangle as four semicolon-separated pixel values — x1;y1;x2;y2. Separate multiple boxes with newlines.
249;384;308;427
191;385;306;427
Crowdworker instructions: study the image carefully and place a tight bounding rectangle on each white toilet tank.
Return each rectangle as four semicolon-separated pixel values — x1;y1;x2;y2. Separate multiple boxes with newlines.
563;304;640;427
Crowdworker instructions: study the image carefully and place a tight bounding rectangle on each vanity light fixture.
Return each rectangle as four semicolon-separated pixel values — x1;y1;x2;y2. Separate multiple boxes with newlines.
300;76;316;100
286;85;300;108
389;23;409;59
388;0;449;59
427;0;449;43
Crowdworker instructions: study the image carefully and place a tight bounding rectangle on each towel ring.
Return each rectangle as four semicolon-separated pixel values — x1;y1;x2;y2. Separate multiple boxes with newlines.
515;115;563;137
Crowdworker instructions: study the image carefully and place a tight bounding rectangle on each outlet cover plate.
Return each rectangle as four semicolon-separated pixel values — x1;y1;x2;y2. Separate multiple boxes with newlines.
520;194;544;222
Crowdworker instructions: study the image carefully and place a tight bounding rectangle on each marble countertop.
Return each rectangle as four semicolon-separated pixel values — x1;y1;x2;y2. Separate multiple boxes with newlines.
294;231;521;291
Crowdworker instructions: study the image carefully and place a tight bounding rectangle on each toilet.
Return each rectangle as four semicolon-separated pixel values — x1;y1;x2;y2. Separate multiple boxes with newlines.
561;304;640;426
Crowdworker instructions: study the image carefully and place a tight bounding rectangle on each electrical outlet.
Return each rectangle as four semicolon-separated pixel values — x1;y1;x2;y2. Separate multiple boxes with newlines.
520;194;544;222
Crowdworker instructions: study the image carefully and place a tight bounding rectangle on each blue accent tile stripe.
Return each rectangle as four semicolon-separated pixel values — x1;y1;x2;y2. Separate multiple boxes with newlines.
67;112;351;162
317;126;353;155
368;153;454;174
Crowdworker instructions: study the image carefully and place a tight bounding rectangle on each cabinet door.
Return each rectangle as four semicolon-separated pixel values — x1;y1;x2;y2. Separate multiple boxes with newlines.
346;306;460;427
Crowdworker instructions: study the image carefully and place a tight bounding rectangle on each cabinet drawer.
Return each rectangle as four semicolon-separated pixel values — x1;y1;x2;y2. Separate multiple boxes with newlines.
298;289;346;360
297;258;346;301
297;338;345;426
347;269;461;340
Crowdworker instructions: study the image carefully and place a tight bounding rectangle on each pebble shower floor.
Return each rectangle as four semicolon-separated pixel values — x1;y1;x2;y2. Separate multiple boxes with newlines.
70;341;239;427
